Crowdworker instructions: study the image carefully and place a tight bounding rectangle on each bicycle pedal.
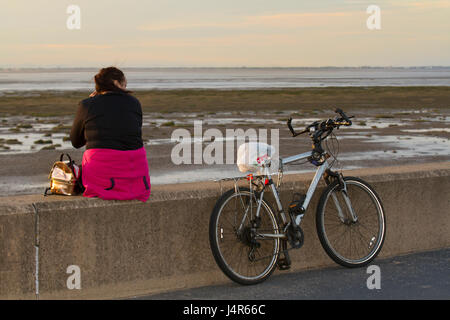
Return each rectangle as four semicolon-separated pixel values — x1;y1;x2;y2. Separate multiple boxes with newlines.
288;193;306;216
277;258;291;271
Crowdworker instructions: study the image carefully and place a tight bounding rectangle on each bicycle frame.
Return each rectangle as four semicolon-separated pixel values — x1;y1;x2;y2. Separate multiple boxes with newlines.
271;151;329;226
233;150;357;241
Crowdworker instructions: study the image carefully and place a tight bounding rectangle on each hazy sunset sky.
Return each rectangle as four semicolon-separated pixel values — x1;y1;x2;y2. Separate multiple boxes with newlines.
1;0;449;67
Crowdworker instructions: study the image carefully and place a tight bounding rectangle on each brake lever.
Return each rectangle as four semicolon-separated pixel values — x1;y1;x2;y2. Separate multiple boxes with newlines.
335;109;353;126
287;118;302;137
335;108;349;120
287;118;295;136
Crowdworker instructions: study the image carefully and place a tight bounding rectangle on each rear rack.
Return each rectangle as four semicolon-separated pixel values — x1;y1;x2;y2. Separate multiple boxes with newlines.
214;174;270;195
213;175;265;183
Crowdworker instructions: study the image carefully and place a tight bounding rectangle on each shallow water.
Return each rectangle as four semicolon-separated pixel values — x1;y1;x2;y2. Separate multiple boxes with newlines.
1;67;450;91
1;109;449;195
1;112;449;154
401;128;450;133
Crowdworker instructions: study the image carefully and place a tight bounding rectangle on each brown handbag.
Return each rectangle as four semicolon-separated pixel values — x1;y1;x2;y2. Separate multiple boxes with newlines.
44;153;84;196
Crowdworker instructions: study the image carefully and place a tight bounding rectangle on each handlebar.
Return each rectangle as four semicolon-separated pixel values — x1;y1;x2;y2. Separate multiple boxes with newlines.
286;109;354;166
287;108;353;138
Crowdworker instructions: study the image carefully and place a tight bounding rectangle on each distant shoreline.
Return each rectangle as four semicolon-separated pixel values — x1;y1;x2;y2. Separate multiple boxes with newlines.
1;84;450;93
1;67;449;91
2;66;450;71
1;85;449;94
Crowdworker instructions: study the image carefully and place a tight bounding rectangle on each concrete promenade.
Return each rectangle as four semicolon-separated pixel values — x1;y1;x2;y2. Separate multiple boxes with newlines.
0;162;449;299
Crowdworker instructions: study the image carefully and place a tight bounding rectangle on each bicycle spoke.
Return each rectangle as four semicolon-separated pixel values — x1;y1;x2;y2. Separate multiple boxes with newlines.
318;178;385;266
210;189;280;284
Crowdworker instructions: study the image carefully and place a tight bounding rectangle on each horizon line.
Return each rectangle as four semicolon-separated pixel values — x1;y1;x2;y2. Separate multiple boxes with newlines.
1;65;450;70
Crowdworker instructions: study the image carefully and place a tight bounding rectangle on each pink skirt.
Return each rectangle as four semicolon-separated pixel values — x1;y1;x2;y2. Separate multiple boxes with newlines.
81;146;151;202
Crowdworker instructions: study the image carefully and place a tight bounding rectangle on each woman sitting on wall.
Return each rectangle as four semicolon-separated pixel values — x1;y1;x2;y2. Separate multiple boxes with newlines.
70;66;151;202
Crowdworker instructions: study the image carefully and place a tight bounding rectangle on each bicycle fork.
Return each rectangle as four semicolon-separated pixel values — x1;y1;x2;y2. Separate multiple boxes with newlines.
326;171;358;224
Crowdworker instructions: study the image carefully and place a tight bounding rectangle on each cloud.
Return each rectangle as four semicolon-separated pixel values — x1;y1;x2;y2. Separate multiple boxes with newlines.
137;10;359;32
248;11;355;22
389;0;450;9
134;33;298;48
41;44;113;49
410;1;450;8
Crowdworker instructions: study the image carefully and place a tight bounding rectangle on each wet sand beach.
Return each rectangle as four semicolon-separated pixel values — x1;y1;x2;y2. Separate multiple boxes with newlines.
0;87;449;196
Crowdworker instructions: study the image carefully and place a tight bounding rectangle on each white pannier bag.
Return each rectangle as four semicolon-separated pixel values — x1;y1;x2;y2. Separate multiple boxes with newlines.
237;142;275;173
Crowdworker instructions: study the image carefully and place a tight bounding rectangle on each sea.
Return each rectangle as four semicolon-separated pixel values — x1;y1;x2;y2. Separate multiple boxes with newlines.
0;67;449;91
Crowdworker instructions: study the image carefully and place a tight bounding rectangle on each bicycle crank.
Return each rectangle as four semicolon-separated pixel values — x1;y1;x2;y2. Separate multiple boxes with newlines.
287;224;304;249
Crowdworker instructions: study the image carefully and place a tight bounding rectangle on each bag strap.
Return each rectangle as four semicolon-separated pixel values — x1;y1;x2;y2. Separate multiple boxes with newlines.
75;165;85;192
60;153;73;163
44;187;51;196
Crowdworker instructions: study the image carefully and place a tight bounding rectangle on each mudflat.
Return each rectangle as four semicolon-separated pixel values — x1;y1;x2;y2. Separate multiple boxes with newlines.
1;86;449;116
0;87;449;196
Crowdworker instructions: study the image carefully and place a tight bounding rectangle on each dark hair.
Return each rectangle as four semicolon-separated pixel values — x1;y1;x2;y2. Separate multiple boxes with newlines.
94;67;131;94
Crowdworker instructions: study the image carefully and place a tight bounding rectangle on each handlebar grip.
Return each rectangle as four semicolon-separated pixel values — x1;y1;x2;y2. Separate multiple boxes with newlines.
335;108;352;125
287;118;296;136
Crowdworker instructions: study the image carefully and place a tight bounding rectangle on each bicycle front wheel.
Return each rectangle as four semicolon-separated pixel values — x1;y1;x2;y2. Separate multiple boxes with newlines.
209;188;280;285
316;177;386;268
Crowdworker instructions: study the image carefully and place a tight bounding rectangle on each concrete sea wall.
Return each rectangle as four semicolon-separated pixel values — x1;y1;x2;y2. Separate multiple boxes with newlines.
0;162;449;299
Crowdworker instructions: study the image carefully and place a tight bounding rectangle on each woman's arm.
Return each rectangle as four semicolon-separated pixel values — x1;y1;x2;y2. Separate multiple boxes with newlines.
70;101;88;149
137;99;143;128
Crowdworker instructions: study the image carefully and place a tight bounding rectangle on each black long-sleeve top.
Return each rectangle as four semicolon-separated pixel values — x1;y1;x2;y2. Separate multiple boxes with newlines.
70;92;144;150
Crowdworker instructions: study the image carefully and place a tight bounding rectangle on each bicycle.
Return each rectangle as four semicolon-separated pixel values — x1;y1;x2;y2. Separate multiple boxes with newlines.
209;109;386;285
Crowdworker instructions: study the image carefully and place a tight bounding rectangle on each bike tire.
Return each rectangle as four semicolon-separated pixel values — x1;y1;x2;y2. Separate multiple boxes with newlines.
209;187;281;285
316;176;386;268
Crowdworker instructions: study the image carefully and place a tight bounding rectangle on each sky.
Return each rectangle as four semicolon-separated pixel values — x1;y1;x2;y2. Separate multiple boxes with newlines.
0;0;449;67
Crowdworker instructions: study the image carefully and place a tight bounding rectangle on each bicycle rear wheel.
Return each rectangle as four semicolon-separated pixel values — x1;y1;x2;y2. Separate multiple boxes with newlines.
209;188;280;285
316;177;386;268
